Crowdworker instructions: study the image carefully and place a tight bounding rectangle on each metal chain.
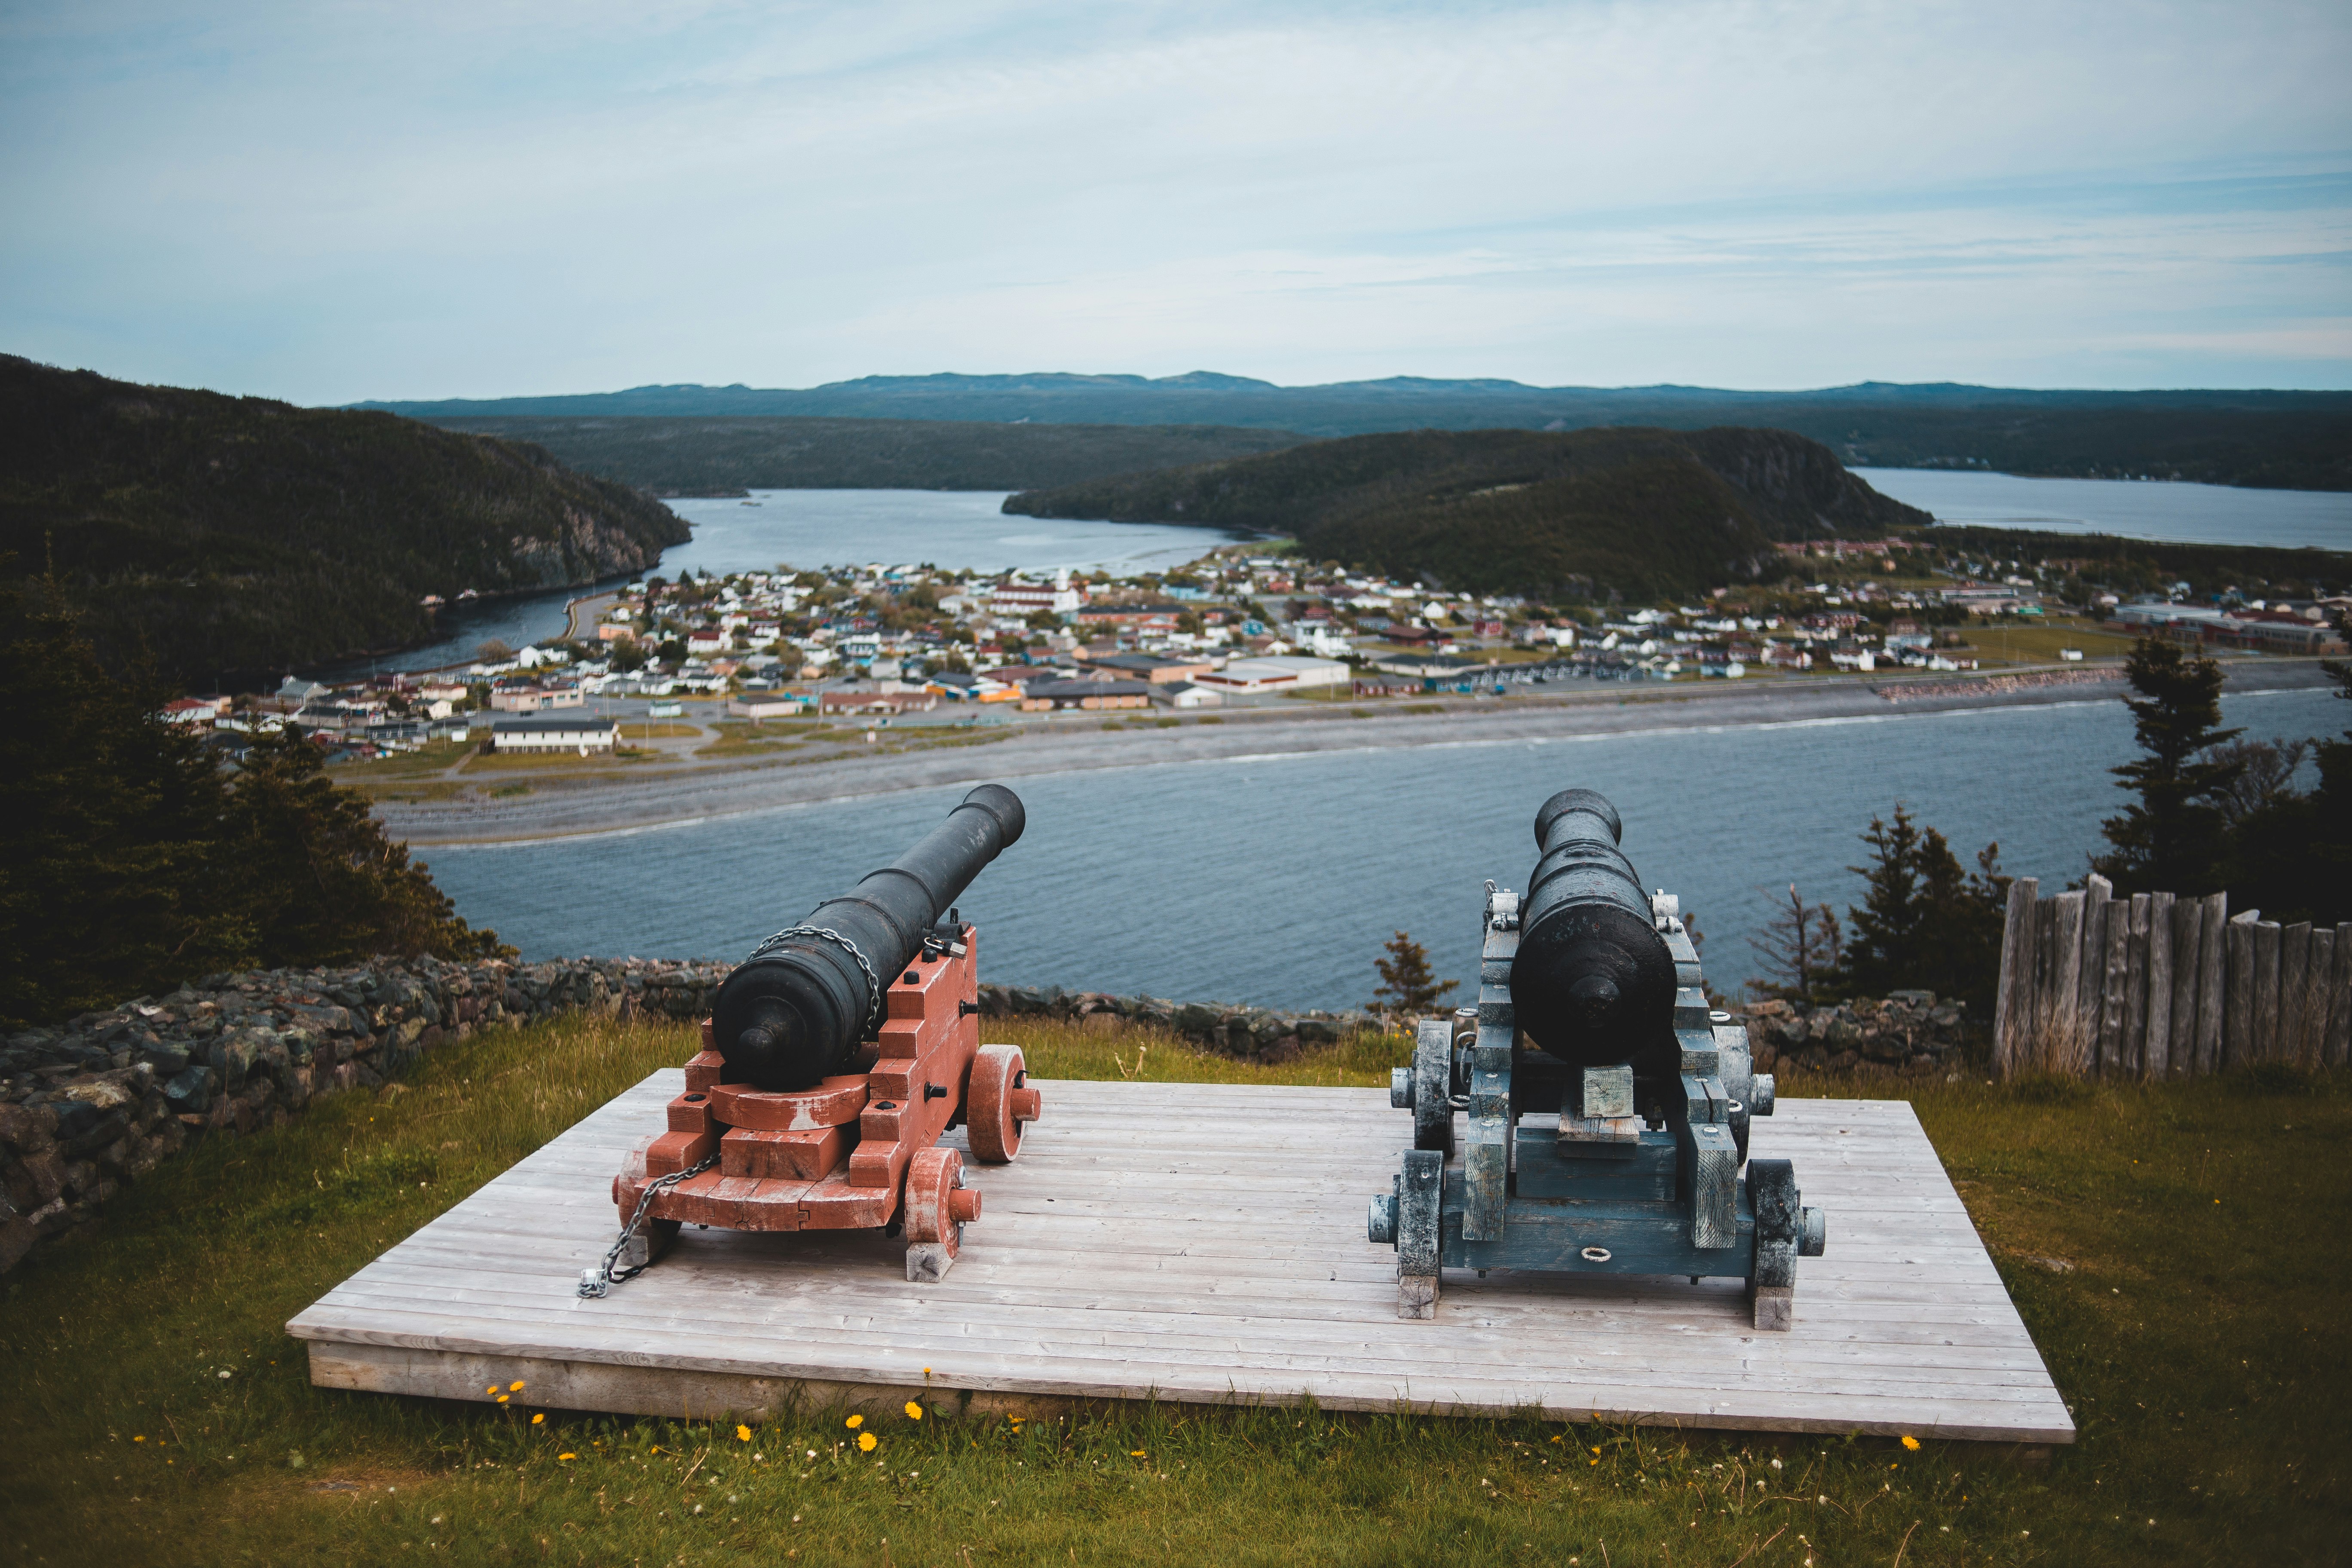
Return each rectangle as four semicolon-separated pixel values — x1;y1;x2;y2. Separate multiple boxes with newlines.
746;925;886;1029
577;1154;717;1298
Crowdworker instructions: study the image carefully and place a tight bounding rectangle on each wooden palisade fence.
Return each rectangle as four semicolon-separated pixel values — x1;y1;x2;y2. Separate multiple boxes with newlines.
1993;876;2351;1078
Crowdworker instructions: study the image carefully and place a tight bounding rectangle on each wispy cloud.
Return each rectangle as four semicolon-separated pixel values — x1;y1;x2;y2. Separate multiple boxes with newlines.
2;0;2346;398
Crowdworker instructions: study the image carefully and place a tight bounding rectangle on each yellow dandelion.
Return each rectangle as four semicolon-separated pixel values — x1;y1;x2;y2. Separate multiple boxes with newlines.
845;1415;864;1430
904;1403;924;1421
1130;1450;1146;1458
1901;1435;1921;1451
532;1414;545;1426
486;1385;498;1396
133;1436;145;1443
558;1452;577;1461
738;1425;753;1442
496;1395;510;1404
509;1380;525;1392
858;1433;878;1452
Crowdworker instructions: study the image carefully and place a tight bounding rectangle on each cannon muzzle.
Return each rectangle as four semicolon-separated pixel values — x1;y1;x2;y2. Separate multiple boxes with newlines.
1510;787;1676;1068
712;784;1026;1090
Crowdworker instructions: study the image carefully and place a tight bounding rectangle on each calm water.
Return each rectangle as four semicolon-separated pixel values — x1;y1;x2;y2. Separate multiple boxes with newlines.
425;686;2340;1013
323;491;1241;676
1855;468;2352;551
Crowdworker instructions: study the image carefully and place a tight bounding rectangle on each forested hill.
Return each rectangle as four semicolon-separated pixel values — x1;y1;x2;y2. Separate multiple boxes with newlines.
353;374;2352;491
0;355;688;688
1004;426;1930;599
426;414;1309;495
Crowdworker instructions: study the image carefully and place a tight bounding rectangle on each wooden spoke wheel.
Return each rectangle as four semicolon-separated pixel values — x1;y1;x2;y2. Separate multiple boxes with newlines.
903;1146;980;1282
967;1043;1041;1164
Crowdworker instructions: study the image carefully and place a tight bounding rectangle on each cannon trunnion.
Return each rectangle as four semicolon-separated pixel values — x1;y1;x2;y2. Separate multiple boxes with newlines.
1369;788;1825;1328
591;786;1042;1293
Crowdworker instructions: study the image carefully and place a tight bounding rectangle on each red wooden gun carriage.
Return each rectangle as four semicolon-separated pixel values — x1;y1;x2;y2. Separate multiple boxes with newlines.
585;787;1041;1292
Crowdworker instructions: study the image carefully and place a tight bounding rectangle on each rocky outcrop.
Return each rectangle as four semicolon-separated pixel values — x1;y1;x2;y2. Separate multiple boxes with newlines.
0;956;727;1274
1740;991;1975;1077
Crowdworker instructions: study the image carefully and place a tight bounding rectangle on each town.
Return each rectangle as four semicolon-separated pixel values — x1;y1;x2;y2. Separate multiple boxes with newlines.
164;537;2351;763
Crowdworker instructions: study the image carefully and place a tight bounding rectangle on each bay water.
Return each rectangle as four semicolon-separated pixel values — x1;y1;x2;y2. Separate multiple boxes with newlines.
425;686;2342;1014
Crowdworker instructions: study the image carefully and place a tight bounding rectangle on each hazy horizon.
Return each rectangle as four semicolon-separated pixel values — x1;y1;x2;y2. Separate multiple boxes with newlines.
4;2;2346;404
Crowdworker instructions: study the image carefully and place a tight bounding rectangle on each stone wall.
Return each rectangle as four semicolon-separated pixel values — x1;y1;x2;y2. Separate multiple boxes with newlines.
0;956;729;1275
1740;990;1975;1077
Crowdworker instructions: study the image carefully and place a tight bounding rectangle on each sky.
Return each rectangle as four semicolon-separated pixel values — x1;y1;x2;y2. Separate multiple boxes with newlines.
2;0;2348;403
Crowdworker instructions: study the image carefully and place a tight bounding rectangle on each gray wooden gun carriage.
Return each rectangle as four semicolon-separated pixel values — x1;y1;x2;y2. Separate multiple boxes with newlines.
1367;788;1825;1326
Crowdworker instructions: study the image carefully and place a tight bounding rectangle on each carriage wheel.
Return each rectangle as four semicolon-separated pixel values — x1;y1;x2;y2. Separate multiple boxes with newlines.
904;1146;980;1282
968;1043;1040;1164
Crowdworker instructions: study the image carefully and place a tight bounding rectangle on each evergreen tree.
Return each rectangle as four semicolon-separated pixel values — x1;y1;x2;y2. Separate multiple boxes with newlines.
2211;635;2352;925
0;580;245;1023
1746;883;1843;1002
0;584;506;1027
1834;805;2010;1011
214;729;508;969
2090;637;2244;894
1370;931;1457;1022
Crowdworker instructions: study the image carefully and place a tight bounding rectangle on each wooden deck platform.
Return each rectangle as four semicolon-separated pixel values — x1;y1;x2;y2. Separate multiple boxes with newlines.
288;1075;2075;1444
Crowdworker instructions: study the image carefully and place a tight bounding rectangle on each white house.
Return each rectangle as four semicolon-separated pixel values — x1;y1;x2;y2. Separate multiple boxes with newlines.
1195;655;1351;693
490;717;619;754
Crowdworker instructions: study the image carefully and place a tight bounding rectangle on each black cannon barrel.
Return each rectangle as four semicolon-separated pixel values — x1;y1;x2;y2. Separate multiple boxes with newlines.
1510;787;1677;1069
712;784;1027;1090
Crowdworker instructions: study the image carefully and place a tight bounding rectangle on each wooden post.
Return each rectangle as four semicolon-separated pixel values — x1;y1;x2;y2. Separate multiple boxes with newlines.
2049;891;2086;1076
2165;897;2200;1079
2034;895;2060;1066
2225;910;2258;1069
2328;924;2352;1070
2252;920;2282;1064
2143;891;2176;1080
2122;894;2153;1078
2278;922;2311;1067
2099;898;2131;1077
2196;894;2229;1074
2305;928;2337;1071
1994;876;2038;1078
2076;878;2112;1073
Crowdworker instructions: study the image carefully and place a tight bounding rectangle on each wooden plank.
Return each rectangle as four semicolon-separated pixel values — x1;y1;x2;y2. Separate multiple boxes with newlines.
2330;925;2352;1070
2073;883;2110;1077
2195;893;2228;1075
2143;891;2175;1079
2278;922;2312;1068
2299;928;2333;1071
2032;896;2060;1066
2252;920;2283;1064
2048;891;2086;1075
287;1077;2073;1444
1994;876;2037;1076
2122;893;2152;1078
2164;897;2200;1079
2225;911;2257;1069
2099;896;2132;1078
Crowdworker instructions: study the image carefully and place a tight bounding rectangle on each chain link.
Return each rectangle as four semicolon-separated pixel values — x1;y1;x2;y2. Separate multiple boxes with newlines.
577;1154;718;1298
746;925;886;1030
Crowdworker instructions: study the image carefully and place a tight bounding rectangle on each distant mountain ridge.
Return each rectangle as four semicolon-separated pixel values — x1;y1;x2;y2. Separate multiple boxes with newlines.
353;375;2352;491
1005;426;1930;599
2;355;688;687
429;415;1310;495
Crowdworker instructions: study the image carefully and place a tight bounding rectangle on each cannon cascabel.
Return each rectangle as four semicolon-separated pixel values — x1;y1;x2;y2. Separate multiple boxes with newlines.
712;784;1026;1090
1510;787;1677;1069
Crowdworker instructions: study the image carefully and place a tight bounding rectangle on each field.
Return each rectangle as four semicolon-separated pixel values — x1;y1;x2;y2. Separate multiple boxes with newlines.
0;1015;2343;1566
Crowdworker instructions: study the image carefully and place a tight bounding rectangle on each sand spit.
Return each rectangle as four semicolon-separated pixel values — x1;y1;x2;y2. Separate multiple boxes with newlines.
376;662;2334;846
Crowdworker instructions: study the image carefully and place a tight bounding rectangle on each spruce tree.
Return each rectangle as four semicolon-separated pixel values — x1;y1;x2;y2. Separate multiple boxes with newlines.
2090;637;2243;894
1834;805;2010;1010
1370;931;1458;1022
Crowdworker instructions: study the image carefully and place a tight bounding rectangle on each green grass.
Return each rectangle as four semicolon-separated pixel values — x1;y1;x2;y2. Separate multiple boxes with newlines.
2;1016;2343;1565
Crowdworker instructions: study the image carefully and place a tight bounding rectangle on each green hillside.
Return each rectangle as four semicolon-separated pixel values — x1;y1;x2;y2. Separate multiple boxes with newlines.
429;414;1308;494
0;355;688;687
1005;426;1929;597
